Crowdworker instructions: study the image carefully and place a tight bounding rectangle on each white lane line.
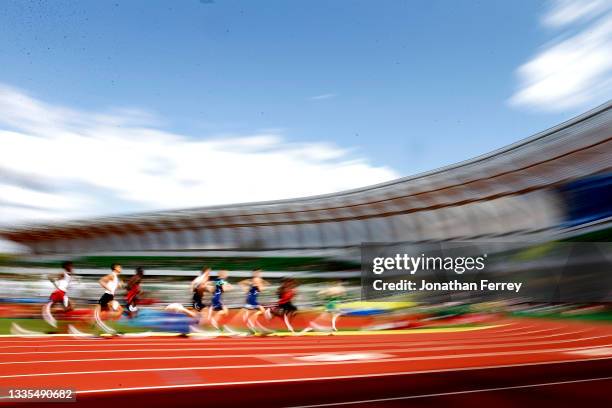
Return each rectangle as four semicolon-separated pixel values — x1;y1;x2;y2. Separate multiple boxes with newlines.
0;327;488;340
0;330;604;357
0;322;536;342
1;344;611;379
0;327;588;351
0;334;610;366
492;324;535;333
73;357;612;395
0;324;566;346
286;376;612;407
566;347;612;356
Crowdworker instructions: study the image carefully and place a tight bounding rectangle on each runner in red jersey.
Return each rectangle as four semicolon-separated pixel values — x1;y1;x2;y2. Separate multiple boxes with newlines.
271;278;299;332
125;267;144;315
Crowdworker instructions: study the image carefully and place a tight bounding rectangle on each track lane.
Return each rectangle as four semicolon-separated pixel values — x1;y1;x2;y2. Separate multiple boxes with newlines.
0;329;598;361
1;332;611;373
57;358;612;408
0;317;576;347
283;376;612;407
0;339;611;390
0;317;610;405
0;323;595;352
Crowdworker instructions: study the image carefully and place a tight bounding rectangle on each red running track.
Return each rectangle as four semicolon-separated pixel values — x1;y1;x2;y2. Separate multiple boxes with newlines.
0;317;611;407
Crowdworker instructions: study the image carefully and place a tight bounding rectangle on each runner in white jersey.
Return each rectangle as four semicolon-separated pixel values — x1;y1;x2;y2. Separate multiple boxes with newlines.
42;261;76;327
97;263;123;313
191;266;211;312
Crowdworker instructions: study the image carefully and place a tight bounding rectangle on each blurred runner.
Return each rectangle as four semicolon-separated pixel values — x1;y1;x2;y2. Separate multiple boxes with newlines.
270;277;299;333
311;280;346;332
239;269;270;332
191;266;211;312
42;261;76;328
209;270;233;330
125;266;145;316
94;263;123;333
165;266;211;320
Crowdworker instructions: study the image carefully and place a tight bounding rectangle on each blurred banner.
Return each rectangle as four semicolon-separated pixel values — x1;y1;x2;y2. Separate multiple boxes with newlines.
361;241;612;303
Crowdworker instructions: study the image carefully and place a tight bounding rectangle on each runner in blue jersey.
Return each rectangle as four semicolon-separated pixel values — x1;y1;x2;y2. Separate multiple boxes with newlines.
210;270;232;330
239;269;270;332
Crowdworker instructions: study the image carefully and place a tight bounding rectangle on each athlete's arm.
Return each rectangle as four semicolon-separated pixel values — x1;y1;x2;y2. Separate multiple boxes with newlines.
190;277;199;292
98;274;113;292
279;288;295;303
47;273;62;288
127;275;139;290
238;279;251;292
203;281;214;293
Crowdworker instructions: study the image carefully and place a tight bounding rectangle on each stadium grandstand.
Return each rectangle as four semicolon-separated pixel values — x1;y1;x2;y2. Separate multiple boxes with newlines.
1;102;610;259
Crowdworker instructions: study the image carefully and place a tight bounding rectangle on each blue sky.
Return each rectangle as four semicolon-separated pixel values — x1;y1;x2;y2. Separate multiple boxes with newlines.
0;0;610;224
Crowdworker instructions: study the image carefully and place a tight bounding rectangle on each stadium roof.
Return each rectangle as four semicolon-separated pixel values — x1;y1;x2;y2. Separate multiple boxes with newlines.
1;101;610;245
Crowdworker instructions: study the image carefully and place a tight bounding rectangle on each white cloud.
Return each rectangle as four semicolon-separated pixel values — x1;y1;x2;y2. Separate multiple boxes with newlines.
309;93;337;100
542;0;610;27
0;84;397;225
509;0;612;112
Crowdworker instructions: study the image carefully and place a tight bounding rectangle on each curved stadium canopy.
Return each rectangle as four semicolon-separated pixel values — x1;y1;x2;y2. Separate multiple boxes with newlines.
1;102;610;254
